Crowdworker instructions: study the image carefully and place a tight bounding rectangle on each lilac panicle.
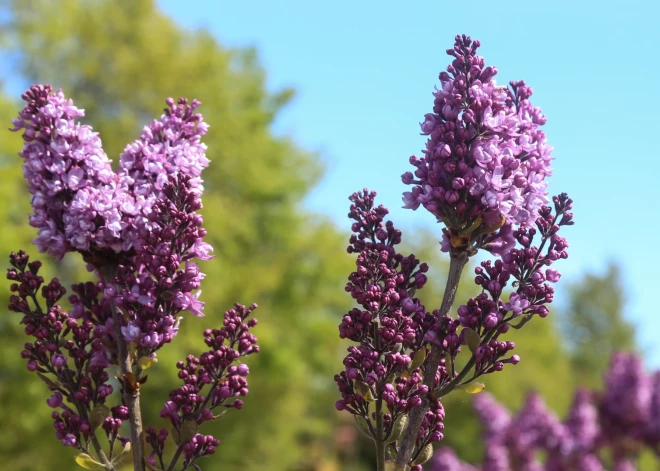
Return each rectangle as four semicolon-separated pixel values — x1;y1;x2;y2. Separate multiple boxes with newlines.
153;303;258;468
601;352;651;442
472;393;511;443
331;35;574;471
646;372;660;446
10;85;119;259
449;193;573;381
118;97;210;253
432;352;660;470
7;85;236;470
508;393;567;454
7;251;125;449
402;34;553;256
334;189;446;464
11;85;214;352
10;87;212;266
565;389;599;454
105;174;212;353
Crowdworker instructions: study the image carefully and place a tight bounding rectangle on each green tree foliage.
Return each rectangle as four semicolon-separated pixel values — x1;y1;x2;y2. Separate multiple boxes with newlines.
0;1;354;470
560;264;636;388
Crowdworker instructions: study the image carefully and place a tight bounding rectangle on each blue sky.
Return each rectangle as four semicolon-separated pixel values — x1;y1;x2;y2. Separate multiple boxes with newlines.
159;0;660;364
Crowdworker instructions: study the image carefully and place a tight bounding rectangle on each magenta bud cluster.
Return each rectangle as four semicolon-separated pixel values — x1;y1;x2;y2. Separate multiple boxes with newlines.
151;304;258;467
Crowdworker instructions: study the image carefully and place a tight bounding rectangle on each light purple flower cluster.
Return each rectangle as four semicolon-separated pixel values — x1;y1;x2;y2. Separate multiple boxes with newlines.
430;352;660;471
11;85;213;351
151;303;258;469
11;86;210;260
600;353;658;455
106;173;211;354
7;85;259;471
10;85;116;257
402;35;553;256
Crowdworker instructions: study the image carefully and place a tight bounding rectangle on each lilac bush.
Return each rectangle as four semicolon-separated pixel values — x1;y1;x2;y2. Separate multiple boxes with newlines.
7;85;258;471
333;35;574;471
430;352;660;470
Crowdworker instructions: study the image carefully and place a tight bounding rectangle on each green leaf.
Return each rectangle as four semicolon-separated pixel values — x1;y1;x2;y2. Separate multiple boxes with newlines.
89;403;110;431
353;380;375;402
171;426;180;446
353;415;374;440
74;453;104;470
457;381;485;394
459;216;482;236
137;356;158;370
409;349;427;371
178;419;199;444
511;314;533;330
384;414;408;444
111;440;132;468
465;328;481;353
412;444;433;465
36;371;60;390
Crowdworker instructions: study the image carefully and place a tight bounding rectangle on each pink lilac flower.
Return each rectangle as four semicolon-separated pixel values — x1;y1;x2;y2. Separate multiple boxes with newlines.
401;35;553;256
10;85;119;259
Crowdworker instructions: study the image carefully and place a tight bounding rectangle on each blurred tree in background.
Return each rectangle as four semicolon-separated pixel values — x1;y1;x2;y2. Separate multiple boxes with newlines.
0;1;643;470
560;264;636;388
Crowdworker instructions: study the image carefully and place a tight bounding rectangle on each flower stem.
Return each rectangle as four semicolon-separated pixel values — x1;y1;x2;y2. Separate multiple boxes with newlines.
90;433;115;471
166;446;184;471
111;301;146;471
375;398;386;471
101;265;146;471
395;251;468;468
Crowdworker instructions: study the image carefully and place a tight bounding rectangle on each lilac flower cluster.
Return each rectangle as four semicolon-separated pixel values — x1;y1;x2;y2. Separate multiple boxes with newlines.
402;35;553;256
11;86;213;352
334;190;572;469
7;85;259;471
420;193;573;389
430;352;660;471
335;35;574;471
107;173;211;354
334;189;445;468
11;86;210;260
150;303;258;469
8;251;125;454
10;85;116;257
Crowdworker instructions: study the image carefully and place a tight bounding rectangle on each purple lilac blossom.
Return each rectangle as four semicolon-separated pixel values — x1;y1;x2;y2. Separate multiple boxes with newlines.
334;189;446;465
565;389;599;454
449;194;573;381
401;35;553;256
7;87;249;471
151;303;259;467
7;251;124;449
11;88;213;343
337;41;573;464
601;352;651;442
10;85;119;258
